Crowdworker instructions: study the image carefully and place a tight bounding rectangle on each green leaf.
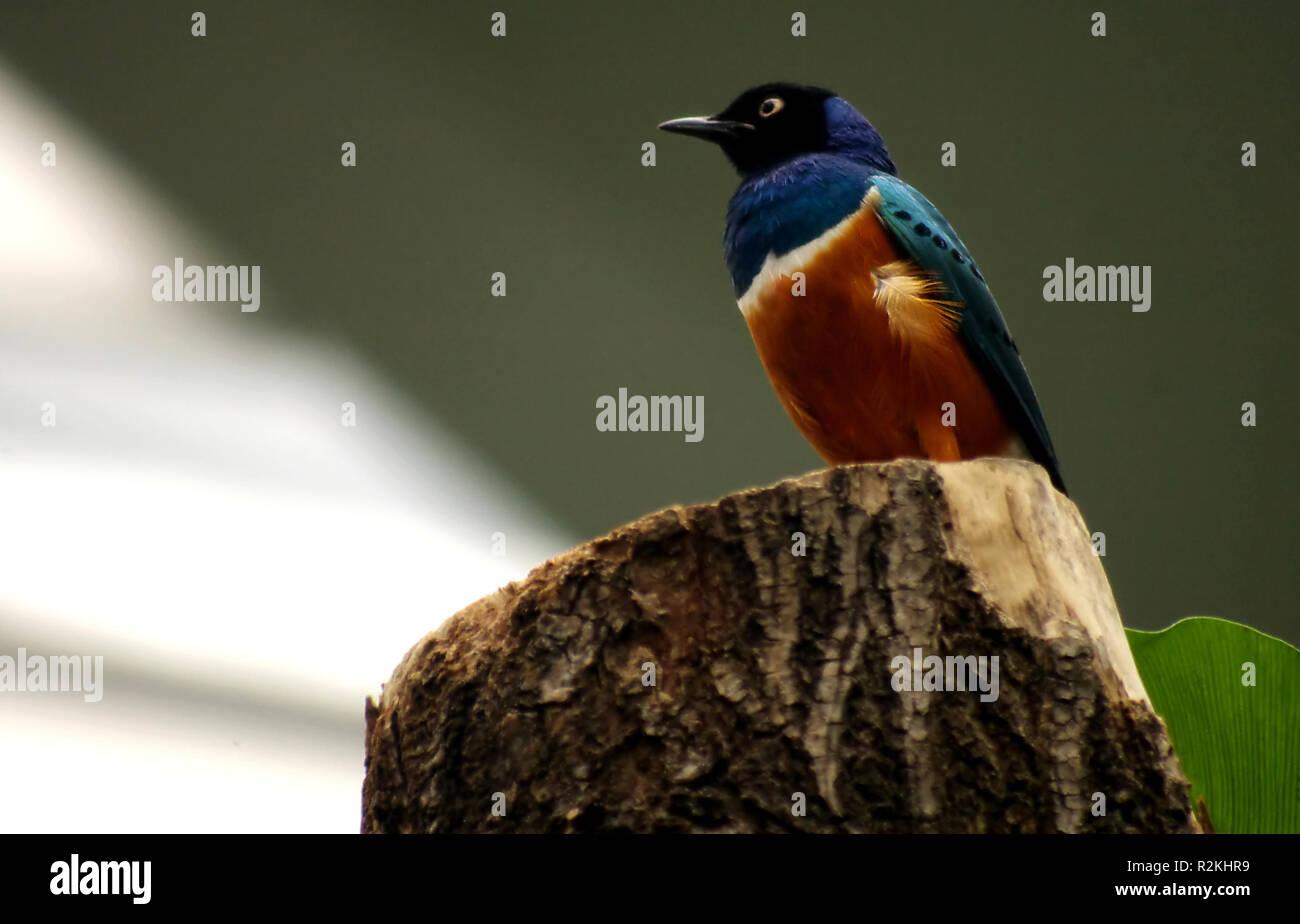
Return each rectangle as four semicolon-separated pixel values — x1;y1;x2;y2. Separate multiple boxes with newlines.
1127;617;1300;833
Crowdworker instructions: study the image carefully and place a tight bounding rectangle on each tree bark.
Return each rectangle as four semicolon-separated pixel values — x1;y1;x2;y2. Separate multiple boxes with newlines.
362;459;1197;833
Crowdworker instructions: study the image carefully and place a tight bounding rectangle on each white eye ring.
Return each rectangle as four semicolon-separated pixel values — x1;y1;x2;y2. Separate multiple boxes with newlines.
758;97;784;118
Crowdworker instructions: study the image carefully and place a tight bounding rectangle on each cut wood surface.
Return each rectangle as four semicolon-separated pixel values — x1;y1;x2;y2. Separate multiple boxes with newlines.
363;459;1196;833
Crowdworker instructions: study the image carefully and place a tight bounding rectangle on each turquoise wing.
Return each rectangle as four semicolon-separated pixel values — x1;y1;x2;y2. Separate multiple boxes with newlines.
869;173;1066;493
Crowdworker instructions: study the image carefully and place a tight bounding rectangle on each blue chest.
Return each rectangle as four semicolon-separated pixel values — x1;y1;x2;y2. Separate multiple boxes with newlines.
723;155;875;296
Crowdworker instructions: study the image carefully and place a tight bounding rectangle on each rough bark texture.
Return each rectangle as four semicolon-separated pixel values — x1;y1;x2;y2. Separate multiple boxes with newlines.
362;459;1196;833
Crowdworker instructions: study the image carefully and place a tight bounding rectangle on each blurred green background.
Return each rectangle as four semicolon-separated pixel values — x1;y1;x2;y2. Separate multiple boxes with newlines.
4;0;1296;643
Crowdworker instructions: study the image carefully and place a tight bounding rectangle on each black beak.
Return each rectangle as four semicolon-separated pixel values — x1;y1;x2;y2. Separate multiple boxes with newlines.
658;116;753;142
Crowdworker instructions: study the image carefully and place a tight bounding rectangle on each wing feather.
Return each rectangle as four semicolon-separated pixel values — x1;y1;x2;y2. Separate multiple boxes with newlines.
867;175;1068;493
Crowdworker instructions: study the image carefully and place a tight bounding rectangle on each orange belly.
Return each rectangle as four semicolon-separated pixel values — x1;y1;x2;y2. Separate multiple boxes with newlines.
741;202;1017;466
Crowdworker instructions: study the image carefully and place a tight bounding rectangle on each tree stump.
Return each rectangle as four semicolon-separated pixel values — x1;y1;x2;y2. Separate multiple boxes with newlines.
362;459;1196;833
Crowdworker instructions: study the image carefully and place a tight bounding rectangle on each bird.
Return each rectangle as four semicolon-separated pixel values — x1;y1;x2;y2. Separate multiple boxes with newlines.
659;83;1067;494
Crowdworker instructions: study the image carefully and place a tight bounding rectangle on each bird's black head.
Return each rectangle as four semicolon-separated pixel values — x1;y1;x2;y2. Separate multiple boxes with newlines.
659;83;838;174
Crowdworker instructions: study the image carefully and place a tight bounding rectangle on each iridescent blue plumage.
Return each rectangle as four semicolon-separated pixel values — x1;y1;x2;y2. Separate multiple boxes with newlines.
723;98;894;296
724;156;871;296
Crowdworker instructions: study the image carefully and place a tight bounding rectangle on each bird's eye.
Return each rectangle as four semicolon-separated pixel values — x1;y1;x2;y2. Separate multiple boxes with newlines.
758;97;784;118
